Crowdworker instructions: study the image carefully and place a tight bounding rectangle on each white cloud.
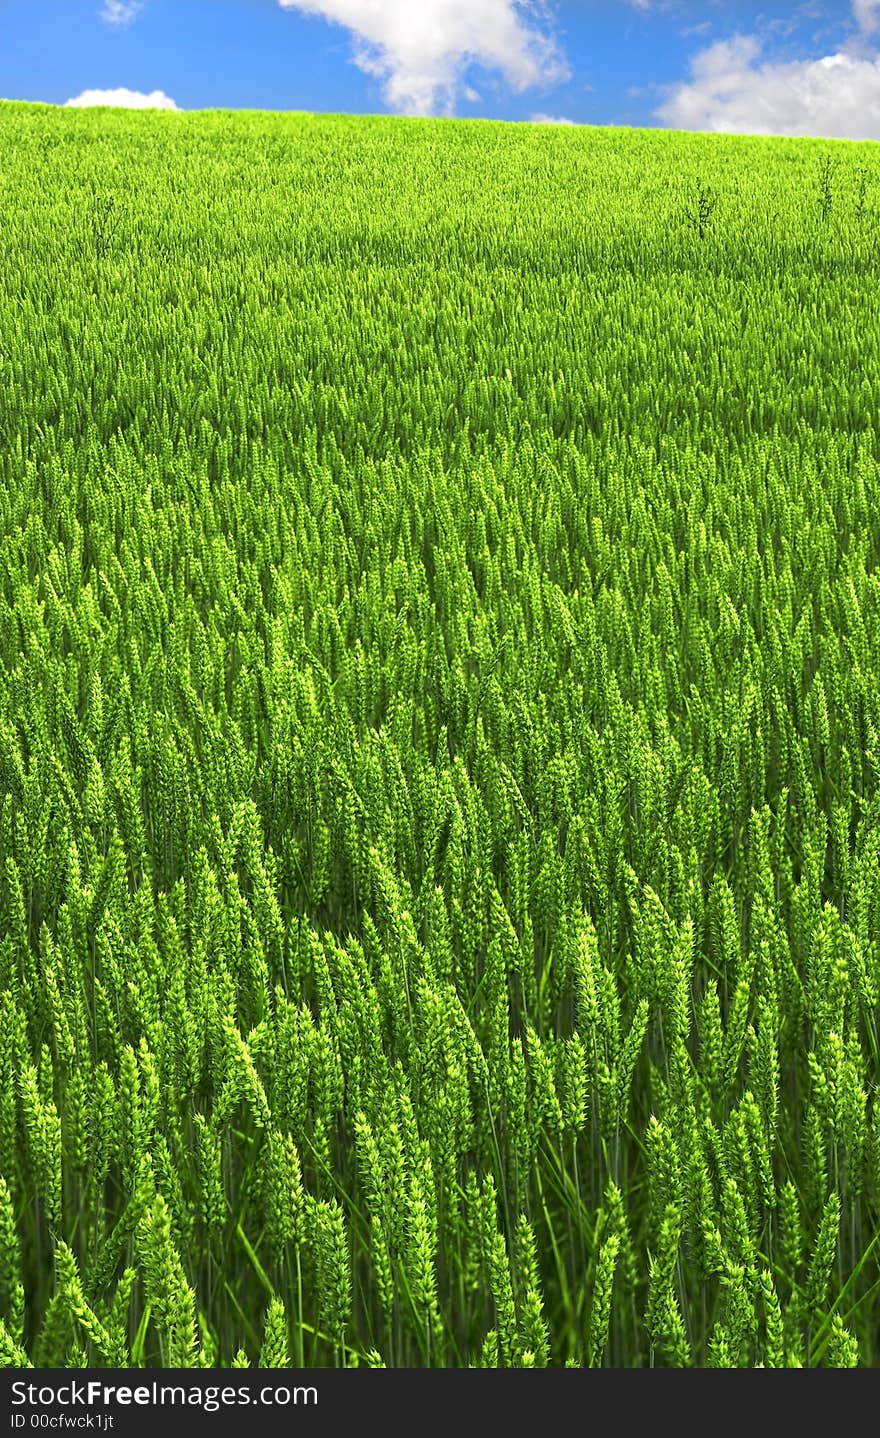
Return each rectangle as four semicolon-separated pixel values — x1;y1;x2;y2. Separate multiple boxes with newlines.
529;112;575;123
99;1;145;24
655;33;880;139
853;0;880;34
65;87;178;109
277;0;569;115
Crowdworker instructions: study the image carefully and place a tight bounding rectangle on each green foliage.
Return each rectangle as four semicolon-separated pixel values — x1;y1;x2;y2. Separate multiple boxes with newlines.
1;101;879;1366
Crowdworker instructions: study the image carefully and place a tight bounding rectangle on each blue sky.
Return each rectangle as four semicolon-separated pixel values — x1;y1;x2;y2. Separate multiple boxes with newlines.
2;1;879;138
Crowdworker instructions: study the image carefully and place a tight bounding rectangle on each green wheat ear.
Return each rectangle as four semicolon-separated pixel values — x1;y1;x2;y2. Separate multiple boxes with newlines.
515;1216;549;1367
136;1192;199;1367
477;1329;500;1368
258;1296;290;1368
825;1314;859;1368
587;1233;619;1368
806;1192;840;1316
758;1269;784;1368
0;1177;24;1341
0;1314;31;1367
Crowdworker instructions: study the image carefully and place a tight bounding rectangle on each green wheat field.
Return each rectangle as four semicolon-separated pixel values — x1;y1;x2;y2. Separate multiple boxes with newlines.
2;101;880;1368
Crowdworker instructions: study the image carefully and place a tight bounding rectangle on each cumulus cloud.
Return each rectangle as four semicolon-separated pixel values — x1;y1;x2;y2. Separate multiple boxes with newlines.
65;87;178;109
655;33;880;139
277;0;569;115
99;1;145;24
528;112;575;123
